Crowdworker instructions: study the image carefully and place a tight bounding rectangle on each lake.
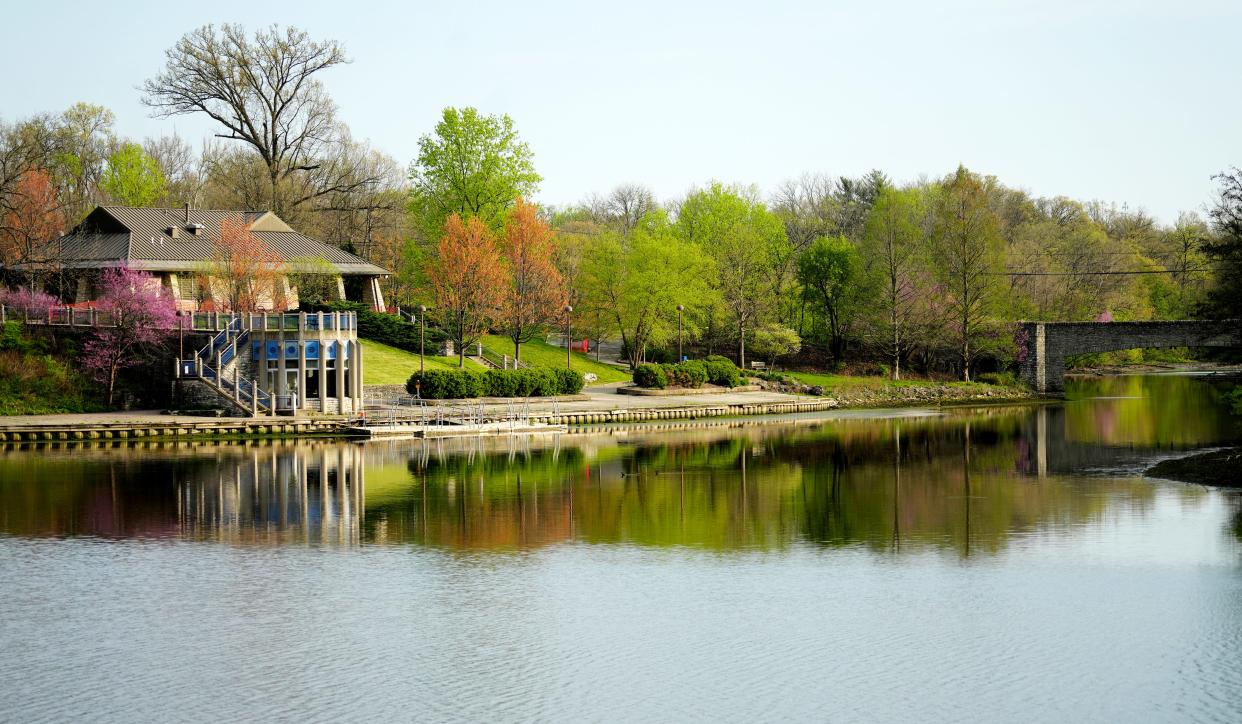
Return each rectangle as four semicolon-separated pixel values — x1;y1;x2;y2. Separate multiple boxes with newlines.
2;374;1241;722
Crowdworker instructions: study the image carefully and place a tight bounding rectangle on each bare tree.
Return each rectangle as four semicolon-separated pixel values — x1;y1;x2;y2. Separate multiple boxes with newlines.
605;184;655;233
141;24;374;215
144;134;204;208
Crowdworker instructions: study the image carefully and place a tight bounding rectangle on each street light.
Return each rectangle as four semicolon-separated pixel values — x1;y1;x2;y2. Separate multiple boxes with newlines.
176;310;186;361
676;304;684;362
417;304;427;374
564;304;573;370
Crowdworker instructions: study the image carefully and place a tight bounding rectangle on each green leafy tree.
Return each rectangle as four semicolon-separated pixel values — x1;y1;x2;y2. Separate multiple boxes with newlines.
582;211;715;369
859;188;926;379
408;107;541;241
100;142;166;206
676;182;788;367
797;234;861;364
750;323;802;369
929;166;1005;381
1206;168;1242;319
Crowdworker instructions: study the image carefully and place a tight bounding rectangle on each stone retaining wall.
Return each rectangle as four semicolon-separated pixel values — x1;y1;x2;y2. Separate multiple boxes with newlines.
0;419;340;444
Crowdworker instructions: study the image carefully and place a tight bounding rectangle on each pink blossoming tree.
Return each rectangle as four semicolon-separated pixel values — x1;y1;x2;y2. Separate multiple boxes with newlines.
0;288;59;320
82;266;178;405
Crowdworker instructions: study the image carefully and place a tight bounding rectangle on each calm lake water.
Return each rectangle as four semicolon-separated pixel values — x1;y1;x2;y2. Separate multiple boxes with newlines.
2;374;1242;723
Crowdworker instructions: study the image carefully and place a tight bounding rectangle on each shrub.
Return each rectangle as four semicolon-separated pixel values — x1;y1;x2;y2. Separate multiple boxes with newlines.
1224;387;1242;416
704;359;741;388
647;346;676;364
673;360;708;388
525;369;559;397
705;354;733;365
977;371;1018;387
633;363;668;389
478;368;584;397
407;369;485;399
755;370;792;384
553;368;585;395
485;369;521;397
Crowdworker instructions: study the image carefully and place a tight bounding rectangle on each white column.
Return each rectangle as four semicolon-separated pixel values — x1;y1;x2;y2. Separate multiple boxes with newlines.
297;314;307;412
277;323;287;397
317;313;327;412
335;339;347;414
352;340;363;412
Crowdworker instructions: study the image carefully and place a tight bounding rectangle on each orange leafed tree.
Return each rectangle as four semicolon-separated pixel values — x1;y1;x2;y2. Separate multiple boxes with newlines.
499;198;565;363
204;214;285;311
430;214;508;367
0;169;64;276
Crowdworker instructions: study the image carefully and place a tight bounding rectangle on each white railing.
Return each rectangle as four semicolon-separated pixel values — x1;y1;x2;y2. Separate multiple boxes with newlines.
2;306;357;334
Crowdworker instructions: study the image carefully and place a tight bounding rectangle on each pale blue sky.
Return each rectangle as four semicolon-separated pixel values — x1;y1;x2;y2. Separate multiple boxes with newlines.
2;0;1238;221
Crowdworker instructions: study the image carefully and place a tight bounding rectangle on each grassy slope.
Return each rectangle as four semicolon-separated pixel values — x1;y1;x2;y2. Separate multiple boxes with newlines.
481;335;631;384
361;340;485;386
787;371;988;392
0;324;106;415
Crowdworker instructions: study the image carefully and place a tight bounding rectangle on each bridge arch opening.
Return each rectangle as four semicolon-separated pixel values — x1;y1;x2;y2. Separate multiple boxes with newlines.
1016;320;1242;394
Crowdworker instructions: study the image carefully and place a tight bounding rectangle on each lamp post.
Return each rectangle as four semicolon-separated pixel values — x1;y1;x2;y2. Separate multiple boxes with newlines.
676;304;684;362
564;304;573;370
417;304;427;374
177;310;186;361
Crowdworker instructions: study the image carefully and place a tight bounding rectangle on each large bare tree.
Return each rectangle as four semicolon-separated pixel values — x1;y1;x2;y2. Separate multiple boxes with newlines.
141;24;375;215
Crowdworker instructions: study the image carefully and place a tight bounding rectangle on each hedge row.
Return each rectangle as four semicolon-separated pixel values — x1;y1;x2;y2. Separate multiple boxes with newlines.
406;368;584;399
632;358;740;389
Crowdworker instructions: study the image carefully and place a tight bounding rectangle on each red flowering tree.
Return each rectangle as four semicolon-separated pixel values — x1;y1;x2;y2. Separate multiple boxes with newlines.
499;198;565;363
1;169;64;283
430;214;508;367
203;215;285;311
82;266;178;405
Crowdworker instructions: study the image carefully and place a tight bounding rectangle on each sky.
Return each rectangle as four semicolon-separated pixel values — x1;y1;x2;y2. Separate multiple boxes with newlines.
2;0;1239;222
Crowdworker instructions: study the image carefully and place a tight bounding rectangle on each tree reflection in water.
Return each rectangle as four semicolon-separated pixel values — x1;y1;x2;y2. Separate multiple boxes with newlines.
2;374;1239;553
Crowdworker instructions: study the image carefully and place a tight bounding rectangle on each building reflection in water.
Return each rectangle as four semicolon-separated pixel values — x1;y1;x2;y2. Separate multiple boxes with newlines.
177;444;365;546
0;441;365;546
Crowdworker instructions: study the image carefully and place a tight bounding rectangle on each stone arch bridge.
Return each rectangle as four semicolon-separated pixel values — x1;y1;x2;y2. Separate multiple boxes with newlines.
1016;320;1241;395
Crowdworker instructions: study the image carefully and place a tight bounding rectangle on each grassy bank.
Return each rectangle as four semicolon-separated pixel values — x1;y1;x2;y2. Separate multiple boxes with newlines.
481;335;631;384
0;323;106;415
786;371;987;391
782;370;1031;407
361;340;485;385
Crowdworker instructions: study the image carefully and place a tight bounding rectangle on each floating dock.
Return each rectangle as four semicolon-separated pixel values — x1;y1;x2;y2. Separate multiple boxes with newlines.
343;421;568;439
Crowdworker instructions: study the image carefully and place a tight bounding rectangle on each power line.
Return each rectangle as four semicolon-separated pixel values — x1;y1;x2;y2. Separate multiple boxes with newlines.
992;268;1219;276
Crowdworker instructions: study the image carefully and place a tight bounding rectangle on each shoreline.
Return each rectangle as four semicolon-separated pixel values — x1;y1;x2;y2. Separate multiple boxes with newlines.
1068;362;1242;377
1146;448;1242;488
0;384;1039;444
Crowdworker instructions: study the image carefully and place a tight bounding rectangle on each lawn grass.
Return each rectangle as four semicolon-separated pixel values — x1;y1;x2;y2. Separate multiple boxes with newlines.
481;335;631;384
787;371;988;392
361;339;484;386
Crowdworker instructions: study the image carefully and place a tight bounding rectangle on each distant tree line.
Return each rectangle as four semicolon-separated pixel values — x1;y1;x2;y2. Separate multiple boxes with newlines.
1;22;1236;381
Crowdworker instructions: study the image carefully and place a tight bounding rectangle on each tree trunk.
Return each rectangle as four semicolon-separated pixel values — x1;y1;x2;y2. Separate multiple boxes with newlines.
738;320;746;370
828;308;842;365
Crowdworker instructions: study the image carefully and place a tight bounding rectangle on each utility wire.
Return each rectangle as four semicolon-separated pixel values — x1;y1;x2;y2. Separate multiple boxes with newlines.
991;268;1219;276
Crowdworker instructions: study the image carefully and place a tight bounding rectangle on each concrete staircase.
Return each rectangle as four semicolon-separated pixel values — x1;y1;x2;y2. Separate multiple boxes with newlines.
176;320;273;415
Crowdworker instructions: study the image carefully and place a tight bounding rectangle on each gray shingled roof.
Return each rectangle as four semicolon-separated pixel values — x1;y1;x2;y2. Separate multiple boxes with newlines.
41;206;389;276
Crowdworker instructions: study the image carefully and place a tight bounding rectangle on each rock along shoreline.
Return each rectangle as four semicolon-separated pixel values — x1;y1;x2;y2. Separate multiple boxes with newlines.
1146;449;1242;488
